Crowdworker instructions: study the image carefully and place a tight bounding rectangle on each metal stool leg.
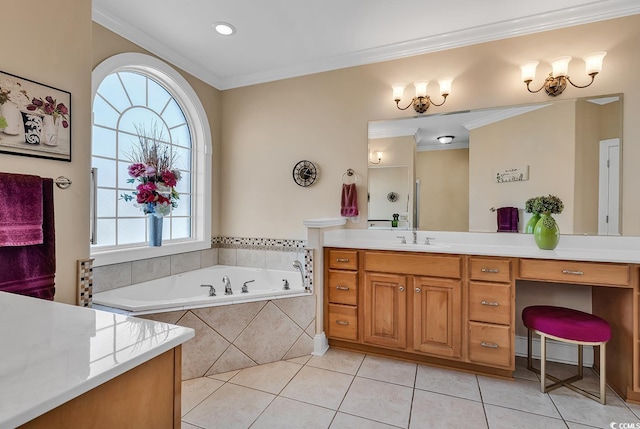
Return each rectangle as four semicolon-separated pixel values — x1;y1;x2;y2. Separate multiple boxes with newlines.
600;343;606;405
540;333;547;392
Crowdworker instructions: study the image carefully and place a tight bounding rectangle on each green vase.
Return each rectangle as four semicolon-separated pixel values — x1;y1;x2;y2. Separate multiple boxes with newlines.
524;213;540;234
533;213;560;250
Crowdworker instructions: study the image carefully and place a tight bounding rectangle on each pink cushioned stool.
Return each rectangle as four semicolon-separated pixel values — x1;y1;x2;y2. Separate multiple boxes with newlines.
522;305;611;404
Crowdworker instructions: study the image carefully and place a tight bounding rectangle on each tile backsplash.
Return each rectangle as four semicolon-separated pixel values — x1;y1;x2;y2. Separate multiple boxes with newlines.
91;237;311;295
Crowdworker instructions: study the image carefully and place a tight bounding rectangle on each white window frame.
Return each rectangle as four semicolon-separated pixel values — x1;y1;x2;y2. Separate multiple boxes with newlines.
91;53;212;267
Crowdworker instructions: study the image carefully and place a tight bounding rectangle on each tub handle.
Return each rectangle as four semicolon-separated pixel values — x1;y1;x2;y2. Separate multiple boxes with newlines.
201;284;216;297
242;280;255;293
282;279;290;290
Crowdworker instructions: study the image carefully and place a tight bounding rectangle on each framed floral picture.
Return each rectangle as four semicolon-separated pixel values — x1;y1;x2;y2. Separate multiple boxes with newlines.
0;70;71;162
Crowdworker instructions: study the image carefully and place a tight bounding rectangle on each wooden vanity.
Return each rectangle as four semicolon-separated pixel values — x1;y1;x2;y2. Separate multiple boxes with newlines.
323;247;640;403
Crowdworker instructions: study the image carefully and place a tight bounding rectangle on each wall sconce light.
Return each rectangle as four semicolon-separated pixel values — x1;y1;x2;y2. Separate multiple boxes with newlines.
437;135;455;144
393;78;453;113
370;151;383;164
520;52;606;97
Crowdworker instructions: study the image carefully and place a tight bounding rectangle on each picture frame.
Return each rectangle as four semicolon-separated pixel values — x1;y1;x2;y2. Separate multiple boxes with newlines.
0;70;71;162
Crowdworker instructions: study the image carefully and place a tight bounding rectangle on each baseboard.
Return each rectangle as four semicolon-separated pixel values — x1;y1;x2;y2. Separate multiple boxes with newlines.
515;334;594;366
312;332;329;356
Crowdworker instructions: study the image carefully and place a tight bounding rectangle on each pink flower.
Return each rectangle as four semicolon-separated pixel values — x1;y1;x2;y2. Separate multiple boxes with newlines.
144;165;157;177
136;183;158;204
161;170;177;187
128;163;146;178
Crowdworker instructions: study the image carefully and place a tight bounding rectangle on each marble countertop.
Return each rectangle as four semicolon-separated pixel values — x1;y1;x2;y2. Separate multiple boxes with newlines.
322;229;640;263
0;292;194;429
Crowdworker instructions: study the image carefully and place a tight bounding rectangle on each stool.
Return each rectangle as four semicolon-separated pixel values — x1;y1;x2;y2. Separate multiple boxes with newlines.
522;305;611;404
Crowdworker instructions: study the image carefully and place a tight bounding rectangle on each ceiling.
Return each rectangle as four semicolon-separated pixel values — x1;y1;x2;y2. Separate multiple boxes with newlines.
93;0;640;90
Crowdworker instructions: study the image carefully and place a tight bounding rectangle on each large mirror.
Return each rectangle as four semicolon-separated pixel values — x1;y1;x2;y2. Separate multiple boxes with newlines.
368;94;622;235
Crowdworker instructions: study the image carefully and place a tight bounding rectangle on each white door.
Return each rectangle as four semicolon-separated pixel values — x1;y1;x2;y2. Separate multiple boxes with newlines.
598;138;620;235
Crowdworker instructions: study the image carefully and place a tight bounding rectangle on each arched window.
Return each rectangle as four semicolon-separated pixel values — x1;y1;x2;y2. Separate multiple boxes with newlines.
91;53;211;265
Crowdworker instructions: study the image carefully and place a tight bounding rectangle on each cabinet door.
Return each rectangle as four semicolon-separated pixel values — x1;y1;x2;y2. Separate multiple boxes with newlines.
363;272;407;349
413;276;462;359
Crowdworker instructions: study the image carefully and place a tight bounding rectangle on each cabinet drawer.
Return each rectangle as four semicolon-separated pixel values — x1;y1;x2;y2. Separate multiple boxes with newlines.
328;304;358;341
519;259;631;287
328;250;358;270
328;270;358;305
364;251;461;278
469;282;511;325
468;322;512;369
469;257;512;283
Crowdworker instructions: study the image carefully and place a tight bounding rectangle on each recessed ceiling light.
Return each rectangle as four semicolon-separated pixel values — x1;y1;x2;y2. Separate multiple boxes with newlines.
213;22;236;36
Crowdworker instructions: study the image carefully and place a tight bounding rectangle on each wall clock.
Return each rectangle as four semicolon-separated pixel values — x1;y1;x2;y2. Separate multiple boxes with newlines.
387;191;398;202
292;160;318;187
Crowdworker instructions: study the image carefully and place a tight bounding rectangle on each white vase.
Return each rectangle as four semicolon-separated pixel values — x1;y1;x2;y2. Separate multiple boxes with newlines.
41;115;59;146
0;101;22;136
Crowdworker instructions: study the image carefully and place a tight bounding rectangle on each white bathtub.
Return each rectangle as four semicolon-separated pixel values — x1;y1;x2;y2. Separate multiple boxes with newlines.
93;265;309;315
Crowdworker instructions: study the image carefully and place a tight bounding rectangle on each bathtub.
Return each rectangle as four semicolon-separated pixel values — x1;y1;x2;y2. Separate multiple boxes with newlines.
93;265;309;315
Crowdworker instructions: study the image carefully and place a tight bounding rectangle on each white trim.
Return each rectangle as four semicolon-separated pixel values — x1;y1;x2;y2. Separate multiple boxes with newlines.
312;333;329;356
94;2;640;90
90;53;212;266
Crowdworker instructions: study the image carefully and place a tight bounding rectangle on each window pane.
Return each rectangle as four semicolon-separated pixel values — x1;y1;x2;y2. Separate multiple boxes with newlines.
97;189;116;217
118;130;139;160
92;157;116;188
92;126;117;158
170;124;191;148
162;98;186;129
175;171;190;194
119;72;147;107
118;218;145;244
97;73;131;113
171;217;191;239
93;96;120;129
173;146;191;171
117;195;144;217
96;219;116;246
117;161;137;190
148;78;172;114
172;194;190;216
119;107;164;135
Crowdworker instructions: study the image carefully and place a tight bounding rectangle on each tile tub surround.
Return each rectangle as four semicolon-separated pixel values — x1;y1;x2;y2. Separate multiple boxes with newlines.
92;237;312;295
140;294;316;379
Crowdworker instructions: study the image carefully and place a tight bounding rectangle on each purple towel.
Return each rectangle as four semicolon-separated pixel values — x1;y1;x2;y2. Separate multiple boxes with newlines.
340;183;358;217
0;172;44;246
497;207;519;232
0;178;55;300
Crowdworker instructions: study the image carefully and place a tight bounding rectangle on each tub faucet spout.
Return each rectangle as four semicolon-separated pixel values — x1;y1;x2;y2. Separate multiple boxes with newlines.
223;275;232;295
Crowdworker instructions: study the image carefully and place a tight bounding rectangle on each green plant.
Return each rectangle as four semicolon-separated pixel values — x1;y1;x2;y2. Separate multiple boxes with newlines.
536;194;564;214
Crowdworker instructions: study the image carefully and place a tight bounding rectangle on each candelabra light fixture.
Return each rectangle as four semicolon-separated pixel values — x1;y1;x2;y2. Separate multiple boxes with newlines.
520;52;606;97
393;78;453;113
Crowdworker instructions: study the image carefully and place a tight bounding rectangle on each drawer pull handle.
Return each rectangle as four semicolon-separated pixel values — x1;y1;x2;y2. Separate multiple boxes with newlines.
481;268;500;273
335;320;349;326
399;286;405;292
562;269;584;275
480;342;499;349
336;258;350;263
336;285;350;291
415;287;421;293
481;300;499;306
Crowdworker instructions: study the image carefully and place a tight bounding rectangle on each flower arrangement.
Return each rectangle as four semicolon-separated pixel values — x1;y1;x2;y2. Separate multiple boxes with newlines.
27;96;69;128
120;124;180;217
525;194;563;230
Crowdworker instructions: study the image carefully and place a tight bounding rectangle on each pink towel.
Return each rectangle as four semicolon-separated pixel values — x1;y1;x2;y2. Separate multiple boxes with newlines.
340;183;358;217
0;172;44;246
0;177;55;300
497;207;519;232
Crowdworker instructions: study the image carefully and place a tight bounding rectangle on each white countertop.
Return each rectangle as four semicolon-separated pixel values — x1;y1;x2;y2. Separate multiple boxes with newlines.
322;229;640;263
0;292;194;429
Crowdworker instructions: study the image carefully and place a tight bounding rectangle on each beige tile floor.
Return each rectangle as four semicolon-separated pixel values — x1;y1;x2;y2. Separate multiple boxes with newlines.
181;349;640;429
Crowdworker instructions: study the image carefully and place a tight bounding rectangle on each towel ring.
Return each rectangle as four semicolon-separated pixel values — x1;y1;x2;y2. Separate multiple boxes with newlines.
342;169;358;184
54;176;72;189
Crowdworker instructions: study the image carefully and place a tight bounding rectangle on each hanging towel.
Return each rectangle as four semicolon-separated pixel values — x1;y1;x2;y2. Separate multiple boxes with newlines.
340;183;358;217
0;178;55;300
497;207;519;232
0;172;44;246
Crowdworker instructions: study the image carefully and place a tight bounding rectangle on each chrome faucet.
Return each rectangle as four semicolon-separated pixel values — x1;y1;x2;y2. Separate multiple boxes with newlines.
282;279;290;290
425;236;436;245
200;284;216;297
397;235;406;244
412;229;418;244
242;280;254;293
293;260;307;291
223;275;232;295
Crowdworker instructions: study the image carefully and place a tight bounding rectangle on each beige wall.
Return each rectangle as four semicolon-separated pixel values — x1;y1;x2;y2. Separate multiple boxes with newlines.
220;14;640;239
0;0;92;304
416;149;469;231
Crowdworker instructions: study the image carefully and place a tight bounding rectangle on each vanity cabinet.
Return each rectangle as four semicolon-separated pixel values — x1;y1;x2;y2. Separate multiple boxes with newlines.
467;257;515;370
363;272;407;348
